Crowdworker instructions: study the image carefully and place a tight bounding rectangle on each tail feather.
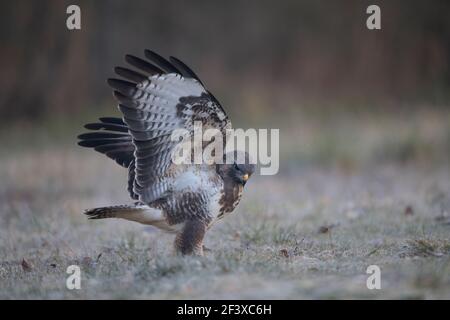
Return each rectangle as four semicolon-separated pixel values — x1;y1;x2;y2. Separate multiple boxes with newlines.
84;204;164;225
84;205;136;220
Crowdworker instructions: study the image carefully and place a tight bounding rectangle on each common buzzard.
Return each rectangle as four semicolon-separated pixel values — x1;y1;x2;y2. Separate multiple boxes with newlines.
78;49;255;255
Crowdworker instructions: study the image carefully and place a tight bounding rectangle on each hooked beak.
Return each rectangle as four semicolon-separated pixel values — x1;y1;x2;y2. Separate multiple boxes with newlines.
243;174;249;182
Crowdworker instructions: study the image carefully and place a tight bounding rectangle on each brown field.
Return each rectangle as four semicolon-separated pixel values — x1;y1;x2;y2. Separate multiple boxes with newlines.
0;109;449;299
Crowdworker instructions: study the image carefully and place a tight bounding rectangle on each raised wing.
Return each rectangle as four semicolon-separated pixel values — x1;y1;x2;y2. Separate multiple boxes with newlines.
107;50;231;203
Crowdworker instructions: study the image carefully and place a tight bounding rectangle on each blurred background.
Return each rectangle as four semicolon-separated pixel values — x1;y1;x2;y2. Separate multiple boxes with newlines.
0;0;449;167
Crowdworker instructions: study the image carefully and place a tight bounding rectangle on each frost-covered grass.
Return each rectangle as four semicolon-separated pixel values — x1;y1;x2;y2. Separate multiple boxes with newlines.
0;109;449;299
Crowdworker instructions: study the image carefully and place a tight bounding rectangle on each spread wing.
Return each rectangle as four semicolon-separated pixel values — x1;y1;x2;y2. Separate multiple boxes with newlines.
105;50;231;203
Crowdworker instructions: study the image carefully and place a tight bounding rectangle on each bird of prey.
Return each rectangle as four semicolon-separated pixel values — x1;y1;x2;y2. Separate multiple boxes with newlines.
78;49;255;255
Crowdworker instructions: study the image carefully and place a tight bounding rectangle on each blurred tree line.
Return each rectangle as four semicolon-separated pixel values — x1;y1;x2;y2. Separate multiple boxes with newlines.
0;0;449;121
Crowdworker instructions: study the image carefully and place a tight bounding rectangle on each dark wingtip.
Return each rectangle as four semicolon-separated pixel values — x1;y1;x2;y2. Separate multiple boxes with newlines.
107;78;136;96
106;78;120;87
84;123;97;130
77;132;90;140
124;54;137;63
113;90;127;100
168;55;204;85
125;54;164;75
83;122;129;133
114;66;147;83
99;117;125;125
143;49;156;58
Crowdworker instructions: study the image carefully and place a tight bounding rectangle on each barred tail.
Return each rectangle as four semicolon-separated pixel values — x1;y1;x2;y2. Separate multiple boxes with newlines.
84;204;136;219
83;204;168;228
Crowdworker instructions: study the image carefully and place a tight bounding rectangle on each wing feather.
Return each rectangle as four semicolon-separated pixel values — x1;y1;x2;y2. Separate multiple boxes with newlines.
114;67;148;83
84;122;129;132
144;49;181;74
169;56;204;85
78;117;135;169
125;54;163;75
80;50;231;204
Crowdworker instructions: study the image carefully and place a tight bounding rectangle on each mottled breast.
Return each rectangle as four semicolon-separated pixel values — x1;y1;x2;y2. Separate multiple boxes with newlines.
160;164;224;224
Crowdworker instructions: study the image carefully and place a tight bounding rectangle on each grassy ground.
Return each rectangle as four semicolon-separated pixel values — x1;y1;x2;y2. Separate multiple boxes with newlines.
0;109;449;299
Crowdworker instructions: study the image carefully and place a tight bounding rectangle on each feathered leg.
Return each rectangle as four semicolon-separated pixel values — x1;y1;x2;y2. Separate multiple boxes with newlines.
174;219;207;256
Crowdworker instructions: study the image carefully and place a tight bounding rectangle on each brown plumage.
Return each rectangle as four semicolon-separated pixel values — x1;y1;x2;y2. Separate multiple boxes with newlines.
78;49;255;255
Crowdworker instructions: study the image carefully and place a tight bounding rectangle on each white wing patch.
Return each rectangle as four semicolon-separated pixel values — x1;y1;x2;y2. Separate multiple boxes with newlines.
172;168;203;192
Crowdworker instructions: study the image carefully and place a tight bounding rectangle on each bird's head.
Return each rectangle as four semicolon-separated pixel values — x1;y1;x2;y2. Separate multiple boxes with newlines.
217;151;256;186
